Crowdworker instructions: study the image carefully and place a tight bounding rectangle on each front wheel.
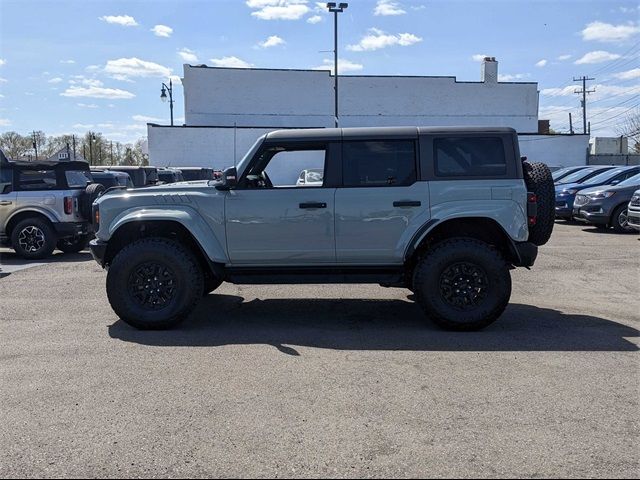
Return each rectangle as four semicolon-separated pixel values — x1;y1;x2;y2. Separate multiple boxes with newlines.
106;237;204;330
611;204;635;233
412;238;512;331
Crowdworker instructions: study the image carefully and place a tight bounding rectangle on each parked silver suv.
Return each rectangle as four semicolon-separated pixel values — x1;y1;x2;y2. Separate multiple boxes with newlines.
90;127;555;331
0;150;104;259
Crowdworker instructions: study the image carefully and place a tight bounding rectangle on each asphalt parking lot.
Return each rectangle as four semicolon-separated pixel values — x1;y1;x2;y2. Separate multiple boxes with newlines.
0;222;638;478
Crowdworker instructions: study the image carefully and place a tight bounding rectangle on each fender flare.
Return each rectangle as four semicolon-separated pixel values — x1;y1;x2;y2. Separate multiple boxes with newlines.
109;206;228;263
6;207;59;229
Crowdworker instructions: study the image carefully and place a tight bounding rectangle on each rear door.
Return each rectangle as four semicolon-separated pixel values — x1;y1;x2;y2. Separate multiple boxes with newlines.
334;136;430;264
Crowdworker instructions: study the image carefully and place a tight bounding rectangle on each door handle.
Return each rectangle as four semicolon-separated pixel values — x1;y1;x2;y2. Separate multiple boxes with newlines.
0;201;12;206
393;200;421;207
299;202;327;209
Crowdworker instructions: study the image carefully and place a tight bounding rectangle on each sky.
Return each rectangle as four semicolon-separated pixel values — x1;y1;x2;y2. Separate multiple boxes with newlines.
0;0;638;144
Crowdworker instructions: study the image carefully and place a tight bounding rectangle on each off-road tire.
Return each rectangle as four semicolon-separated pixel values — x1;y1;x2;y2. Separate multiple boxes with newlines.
79;183;105;221
106;237;204;330
412;238;512;331
11;217;57;259
57;235;89;253
611;204;634;233
523;161;555;246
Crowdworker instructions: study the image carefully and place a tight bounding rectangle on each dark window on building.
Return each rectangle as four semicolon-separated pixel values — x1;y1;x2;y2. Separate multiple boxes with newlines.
342;140;416;187
434;137;506;177
18;169;58;190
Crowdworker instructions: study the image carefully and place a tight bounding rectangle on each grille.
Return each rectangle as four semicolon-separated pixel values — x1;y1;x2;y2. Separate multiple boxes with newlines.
574;195;589;207
631;195;640;207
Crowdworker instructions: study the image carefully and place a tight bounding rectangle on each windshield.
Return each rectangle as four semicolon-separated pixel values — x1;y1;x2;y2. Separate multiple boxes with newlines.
584;168;628;185
617;172;640;187
66;170;92;188
236;135;266;178
552;166;583;181
558;167;608;184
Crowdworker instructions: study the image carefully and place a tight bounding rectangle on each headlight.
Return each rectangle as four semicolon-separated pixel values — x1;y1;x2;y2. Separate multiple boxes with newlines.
587;191;615;200
559;188;578;195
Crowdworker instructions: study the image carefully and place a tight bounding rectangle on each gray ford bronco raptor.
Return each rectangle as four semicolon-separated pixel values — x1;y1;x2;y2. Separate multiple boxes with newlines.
90;127;554;331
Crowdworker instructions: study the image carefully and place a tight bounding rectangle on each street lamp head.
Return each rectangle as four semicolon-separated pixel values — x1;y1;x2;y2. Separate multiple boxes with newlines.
327;1;347;12
160;85;167;103
339;3;348;9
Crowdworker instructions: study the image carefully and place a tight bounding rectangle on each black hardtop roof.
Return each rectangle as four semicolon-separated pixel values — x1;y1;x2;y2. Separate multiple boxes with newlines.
265;126;517;142
2;158;90;170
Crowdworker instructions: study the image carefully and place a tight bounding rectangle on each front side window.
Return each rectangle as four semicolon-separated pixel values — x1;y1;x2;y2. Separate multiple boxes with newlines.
244;145;327;188
342;140;416;187
0;168;12;194
434;137;506;177
18;169;57;190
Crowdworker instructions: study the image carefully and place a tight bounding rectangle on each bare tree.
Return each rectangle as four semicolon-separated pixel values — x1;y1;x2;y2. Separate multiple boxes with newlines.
615;107;640;153
0;131;31;159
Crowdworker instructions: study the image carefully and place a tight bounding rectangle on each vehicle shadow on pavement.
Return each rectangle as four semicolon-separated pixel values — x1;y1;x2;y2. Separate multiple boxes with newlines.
0;251;92;277
108;295;639;354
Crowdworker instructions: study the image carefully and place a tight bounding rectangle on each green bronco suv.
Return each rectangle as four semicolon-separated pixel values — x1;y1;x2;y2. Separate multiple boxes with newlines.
90;127;554;331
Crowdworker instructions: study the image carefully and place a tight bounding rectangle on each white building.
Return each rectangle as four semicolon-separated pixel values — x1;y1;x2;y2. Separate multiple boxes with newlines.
148;58;589;168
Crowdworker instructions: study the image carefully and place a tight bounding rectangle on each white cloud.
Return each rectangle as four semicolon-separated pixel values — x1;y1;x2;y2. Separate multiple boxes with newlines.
132;115;164;123
613;68;640;80
99;15;138;27
557;54;572;61
374;0;406;16
581;21;640;42
471;54;489;62
151;24;173;37
86;65;101;72
541;83;640;101
104;57;172;80
48;77;63;84
72;123;95;129
307;15;322;24
313;58;364;74
60;60;75;64
535;59;548;67
347;28;422;51
247;0;310;20
0;119;12;126
258;35;285;48
178;48;198;63
0;59;5;67
77;103;99;108
169;75;182;85
498;73;530;82
574;50;621;64
210;56;253;68
0;77;7;83
82;78;104;87
61;86;135;99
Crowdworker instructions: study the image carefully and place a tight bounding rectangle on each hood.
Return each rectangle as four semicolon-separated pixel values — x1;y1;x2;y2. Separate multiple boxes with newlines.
579;181;640;195
556;182;581;192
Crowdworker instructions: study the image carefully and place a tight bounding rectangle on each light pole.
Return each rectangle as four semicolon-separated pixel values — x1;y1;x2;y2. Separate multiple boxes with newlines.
160;79;174;126
326;2;348;128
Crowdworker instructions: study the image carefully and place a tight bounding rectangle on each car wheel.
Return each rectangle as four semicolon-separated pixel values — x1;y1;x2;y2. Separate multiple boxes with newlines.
412;238;512;331
11;217;57;259
57;235;89;253
106;237;204;330
611;204;635;233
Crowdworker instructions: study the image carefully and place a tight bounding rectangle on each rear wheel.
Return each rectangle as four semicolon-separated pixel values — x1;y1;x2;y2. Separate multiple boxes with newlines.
412;238;512;331
523;161;555;246
106;237;204;329
611;204;634;233
11;217;57;259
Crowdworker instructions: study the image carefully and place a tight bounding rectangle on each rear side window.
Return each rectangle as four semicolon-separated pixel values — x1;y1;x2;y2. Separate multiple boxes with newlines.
342;140;416;187
434;137;506;177
65;170;92;188
18;169;57;190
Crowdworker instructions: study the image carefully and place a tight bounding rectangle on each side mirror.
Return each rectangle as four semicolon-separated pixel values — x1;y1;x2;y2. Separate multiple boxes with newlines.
217;166;237;190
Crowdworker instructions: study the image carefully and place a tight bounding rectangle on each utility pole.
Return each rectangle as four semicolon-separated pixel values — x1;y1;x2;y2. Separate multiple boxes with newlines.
569;112;574;134
110;141;113;165
31;131;39;161
72;135;76;160
574;76;595;135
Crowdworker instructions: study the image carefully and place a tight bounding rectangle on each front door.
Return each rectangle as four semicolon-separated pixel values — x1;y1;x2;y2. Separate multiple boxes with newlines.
0;168;16;236
225;142;337;265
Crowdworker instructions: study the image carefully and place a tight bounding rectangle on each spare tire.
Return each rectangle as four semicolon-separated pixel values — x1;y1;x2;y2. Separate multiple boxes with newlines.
79;183;105;221
523;161;555;246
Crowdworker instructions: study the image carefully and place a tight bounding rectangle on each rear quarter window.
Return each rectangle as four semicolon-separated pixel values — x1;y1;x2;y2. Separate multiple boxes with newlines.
0;168;13;193
434;137;506;177
18;169;58;190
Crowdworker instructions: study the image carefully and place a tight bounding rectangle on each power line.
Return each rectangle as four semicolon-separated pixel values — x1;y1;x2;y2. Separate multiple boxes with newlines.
574;76;595;134
590;103;639;127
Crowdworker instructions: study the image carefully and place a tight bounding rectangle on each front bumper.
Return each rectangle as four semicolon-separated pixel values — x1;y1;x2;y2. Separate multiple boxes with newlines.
89;239;107;267
573;206;609;225
627;207;640;231
53;221;91;238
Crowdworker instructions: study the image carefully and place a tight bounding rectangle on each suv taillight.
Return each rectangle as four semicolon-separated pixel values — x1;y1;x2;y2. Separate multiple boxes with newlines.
64;196;73;215
93;204;100;228
527;192;537;226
